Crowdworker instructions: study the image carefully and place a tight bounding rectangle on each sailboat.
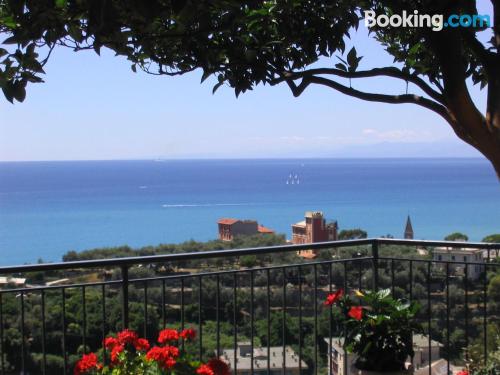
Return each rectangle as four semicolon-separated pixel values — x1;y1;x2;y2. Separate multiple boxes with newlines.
286;171;301;185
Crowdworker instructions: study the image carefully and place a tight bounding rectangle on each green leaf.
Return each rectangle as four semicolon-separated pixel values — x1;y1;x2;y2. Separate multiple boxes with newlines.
2;85;14;103
0;16;17;28
212;81;223;94
335;63;347;71
408;43;421;56
2;36;18;44
55;0;68;8
346;47;362;72
200;70;211;83
377;288;391;299
0;48;7;58
27;59;45;74
68;25;84;43
347;47;357;67
13;81;26;102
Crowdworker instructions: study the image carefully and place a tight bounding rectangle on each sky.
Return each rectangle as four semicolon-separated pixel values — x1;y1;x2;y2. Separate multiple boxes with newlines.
0;2;493;161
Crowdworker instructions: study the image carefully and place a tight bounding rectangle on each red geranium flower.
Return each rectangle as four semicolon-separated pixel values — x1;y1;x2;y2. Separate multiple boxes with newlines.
104;337;119;350
197;364;215;375
457;370;469;375
74;352;100;375
117;329;138;345
165;345;180;358
165;357;177;369
146;346;180;369
110;344;124;363
206;358;231;375
158;328;179;344
180;328;197;341
348;306;363;320
324;289;344;306
135;338;150;351
146;346;165;362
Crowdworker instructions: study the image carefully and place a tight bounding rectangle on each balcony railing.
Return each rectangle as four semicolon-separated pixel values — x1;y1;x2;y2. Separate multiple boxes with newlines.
0;238;499;375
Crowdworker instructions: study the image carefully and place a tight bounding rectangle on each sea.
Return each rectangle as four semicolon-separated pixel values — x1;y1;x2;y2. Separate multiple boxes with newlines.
0;158;499;266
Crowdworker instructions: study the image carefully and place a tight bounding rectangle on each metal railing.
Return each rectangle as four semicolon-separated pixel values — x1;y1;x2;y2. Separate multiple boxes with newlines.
0;238;499;374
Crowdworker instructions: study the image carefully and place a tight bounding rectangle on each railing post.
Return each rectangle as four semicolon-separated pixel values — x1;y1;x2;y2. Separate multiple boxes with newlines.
121;265;129;329
372;240;379;291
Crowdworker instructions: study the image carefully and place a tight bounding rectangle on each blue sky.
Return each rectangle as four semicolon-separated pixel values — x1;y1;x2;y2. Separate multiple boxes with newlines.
0;2;492;161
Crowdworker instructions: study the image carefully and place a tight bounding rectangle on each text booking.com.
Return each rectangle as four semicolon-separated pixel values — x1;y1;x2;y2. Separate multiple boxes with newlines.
364;10;490;31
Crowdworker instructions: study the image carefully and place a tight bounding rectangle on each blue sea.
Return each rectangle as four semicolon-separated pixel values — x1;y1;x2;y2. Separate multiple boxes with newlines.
0;158;499;266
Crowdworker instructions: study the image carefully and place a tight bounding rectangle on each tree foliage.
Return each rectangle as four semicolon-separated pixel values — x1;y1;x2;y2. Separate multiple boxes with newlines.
1;1;500;173
444;232;469;242
482;234;500;243
338;228;368;240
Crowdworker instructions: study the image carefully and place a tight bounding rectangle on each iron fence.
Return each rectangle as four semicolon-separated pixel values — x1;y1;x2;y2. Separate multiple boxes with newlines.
0;238;499;374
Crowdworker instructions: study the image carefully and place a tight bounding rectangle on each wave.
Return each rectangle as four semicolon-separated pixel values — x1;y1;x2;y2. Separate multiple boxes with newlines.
161;203;255;208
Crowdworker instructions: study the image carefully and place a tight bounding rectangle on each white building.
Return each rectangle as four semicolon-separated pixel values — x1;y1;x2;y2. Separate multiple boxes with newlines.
219;342;307;375
432;247;485;280
0;276;26;287
325;334;442;375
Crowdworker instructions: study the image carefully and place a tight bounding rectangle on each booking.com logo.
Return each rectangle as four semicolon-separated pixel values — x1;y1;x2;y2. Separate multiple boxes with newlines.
364;10;490;31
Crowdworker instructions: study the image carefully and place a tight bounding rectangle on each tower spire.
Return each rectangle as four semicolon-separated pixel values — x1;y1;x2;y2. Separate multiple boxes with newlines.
404;215;414;239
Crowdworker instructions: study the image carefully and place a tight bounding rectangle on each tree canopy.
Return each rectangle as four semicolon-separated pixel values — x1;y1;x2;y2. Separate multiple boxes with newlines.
482;233;500;243
444;232;469;241
338;228;368;240
1;1;499;174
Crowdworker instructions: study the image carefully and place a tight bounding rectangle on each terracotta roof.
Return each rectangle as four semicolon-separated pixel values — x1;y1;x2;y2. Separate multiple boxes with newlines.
218;218;240;225
298;251;318;259
258;225;275;234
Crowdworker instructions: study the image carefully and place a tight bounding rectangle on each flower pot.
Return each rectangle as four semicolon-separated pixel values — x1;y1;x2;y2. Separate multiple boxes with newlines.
350;364;414;375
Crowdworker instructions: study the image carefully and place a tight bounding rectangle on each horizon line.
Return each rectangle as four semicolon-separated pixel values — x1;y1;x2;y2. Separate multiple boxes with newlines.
0;156;486;163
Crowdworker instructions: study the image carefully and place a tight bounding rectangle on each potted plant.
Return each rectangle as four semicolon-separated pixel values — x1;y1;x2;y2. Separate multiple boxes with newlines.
324;288;422;374
73;328;230;375
466;341;500;375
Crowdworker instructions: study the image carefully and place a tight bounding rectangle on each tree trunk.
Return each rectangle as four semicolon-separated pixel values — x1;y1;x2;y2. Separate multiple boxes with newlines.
431;26;500;178
447;83;500;177
445;84;500;178
485;64;500;177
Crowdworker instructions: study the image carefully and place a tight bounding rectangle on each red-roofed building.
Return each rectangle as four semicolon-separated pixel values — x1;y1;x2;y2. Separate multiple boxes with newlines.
258;225;275;234
218;218;275;241
292;211;338;258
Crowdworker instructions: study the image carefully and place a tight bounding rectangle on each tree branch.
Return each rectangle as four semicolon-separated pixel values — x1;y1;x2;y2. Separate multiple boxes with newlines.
272;66;445;105
286;75;454;126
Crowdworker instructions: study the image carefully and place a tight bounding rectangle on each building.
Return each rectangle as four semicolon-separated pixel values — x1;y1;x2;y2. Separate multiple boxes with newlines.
412;334;443;370
0;276;26;288
218;342;307;375
325;334;442;375
414;358;463;375
432;247;485;280
324;338;353;375
217;218;275;241
404;215;414;239
291;211;338;258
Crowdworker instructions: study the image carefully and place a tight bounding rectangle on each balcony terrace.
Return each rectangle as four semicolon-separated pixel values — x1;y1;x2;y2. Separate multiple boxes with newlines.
0;238;499;375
